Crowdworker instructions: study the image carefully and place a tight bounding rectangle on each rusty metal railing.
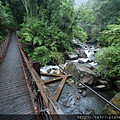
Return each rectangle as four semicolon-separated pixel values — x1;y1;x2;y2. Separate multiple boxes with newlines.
16;33;67;120
0;32;10;63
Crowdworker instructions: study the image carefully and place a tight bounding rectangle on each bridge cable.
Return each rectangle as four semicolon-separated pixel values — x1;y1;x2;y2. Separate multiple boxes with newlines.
51;61;120;112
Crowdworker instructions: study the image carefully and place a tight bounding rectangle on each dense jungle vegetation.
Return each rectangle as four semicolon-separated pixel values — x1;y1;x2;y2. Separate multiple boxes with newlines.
0;1;16;42
0;0;120;86
84;0;120;85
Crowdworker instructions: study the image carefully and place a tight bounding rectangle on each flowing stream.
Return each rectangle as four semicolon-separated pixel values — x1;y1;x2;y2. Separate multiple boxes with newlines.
40;43;114;116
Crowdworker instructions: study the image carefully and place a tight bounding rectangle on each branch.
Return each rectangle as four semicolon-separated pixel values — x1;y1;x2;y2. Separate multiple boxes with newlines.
22;0;28;15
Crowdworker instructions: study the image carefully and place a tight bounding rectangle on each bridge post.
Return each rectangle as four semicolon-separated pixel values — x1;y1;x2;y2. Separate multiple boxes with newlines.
33;62;41;76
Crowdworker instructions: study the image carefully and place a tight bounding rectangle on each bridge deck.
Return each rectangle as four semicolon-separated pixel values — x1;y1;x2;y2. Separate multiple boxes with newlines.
0;32;36;118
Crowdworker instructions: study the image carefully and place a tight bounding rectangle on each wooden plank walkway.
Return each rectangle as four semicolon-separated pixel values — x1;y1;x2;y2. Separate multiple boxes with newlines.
0;32;36;119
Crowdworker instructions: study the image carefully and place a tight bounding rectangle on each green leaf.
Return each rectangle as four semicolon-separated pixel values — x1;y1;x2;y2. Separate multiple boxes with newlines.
33;37;39;45
25;35;32;42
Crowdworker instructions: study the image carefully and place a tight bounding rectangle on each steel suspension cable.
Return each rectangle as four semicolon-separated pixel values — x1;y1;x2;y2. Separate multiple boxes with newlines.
51;61;120;112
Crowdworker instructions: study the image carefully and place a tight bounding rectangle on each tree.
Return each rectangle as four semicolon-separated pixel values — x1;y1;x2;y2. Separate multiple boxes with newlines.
84;0;120;42
76;4;95;41
3;0;26;25
20;0;87;65
0;0;16;41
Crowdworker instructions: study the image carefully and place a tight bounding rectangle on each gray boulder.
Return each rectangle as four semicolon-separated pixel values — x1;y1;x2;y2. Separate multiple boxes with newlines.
65;62;97;84
67;52;78;60
74;49;87;58
78;59;84;64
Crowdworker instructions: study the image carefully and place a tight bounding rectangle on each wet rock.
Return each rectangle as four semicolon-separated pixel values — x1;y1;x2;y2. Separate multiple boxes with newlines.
93;46;100;52
54;68;60;74
59;64;66;73
76;96;80;100
72;39;84;48
78;86;86;90
67;52;78;60
66;78;75;85
52;68;57;70
66;82;72;86
98;79;110;85
76;49;87;58
65;62;97;84
103;93;120;115
87;59;93;62
94;85;106;89
72;39;80;47
78;60;84;64
47;67;62;74
81;91;87;97
89;46;94;49
78;90;83;94
47;68;52;73
85;45;89;49
83;64;95;70
94;84;111;90
77;83;86;89
93;49;99;53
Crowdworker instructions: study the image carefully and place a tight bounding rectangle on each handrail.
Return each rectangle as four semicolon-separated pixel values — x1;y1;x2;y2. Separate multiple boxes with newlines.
0;32;10;63
16;33;66;120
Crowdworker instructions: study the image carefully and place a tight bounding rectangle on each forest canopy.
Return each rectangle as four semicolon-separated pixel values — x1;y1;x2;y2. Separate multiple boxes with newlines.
83;0;120;80
20;0;88;65
0;0;120;81
0;1;17;41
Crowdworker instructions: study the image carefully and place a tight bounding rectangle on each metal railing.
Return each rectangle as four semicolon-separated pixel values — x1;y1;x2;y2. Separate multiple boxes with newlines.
21;53;52;120
0;32;10;63
16;33;66;120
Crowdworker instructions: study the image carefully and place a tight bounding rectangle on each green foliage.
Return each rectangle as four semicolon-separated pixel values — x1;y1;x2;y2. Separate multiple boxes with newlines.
95;46;120;78
20;0;87;65
5;0;25;24
95;23;120;79
98;24;120;47
20;17;71;65
31;46;50;65
0;0;17;41
84;0;120;42
73;25;87;42
75;5;95;41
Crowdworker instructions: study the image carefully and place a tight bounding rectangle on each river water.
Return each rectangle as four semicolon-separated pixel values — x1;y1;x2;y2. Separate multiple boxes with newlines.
40;43;114;116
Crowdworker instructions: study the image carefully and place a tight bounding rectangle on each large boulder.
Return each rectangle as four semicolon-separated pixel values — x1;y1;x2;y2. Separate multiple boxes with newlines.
74;48;87;58
65;62;97;84
103;92;120;115
67;52;78;60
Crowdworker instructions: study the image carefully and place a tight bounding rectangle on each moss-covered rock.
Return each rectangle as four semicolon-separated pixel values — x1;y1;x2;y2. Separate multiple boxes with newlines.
103;92;120;115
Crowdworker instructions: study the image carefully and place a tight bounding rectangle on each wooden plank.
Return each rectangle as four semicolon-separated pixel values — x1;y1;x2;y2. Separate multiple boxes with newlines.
40;72;62;77
54;74;72;101
17;39;64;116
43;76;63;84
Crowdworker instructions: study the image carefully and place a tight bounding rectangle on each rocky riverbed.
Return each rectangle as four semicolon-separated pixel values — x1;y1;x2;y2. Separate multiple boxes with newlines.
40;39;117;115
